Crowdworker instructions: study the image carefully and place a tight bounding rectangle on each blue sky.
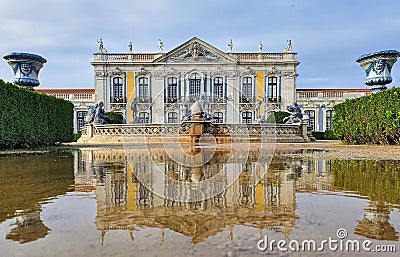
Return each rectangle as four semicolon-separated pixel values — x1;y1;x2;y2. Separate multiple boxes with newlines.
0;0;399;89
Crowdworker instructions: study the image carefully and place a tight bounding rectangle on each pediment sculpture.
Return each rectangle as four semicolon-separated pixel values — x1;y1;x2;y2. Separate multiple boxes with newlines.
171;42;219;62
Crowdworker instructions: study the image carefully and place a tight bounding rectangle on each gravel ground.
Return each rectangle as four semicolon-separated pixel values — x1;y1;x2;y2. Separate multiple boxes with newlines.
274;140;400;160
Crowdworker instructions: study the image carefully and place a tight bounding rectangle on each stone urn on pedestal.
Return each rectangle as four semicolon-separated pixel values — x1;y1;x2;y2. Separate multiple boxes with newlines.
356;50;400;93
3;52;47;90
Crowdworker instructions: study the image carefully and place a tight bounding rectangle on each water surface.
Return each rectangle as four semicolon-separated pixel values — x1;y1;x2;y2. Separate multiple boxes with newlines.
0;148;399;256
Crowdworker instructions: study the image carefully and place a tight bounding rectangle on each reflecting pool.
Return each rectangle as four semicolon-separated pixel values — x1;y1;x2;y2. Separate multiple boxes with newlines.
0;147;399;256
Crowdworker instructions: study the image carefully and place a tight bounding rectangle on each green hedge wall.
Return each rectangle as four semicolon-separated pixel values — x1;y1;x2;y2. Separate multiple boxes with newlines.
333;87;400;144
0;79;73;149
266;111;291;124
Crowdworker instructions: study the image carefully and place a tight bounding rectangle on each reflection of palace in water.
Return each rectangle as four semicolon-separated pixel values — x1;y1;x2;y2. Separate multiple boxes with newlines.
73;148;399;243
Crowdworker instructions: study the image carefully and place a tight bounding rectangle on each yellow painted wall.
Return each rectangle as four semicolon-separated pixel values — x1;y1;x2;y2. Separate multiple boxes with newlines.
127;165;137;211
256;71;265;114
255;167;265;212
126;72;135;123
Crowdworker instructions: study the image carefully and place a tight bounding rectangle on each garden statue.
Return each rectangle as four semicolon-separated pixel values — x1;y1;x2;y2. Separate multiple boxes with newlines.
283;102;303;124
86;101;110;125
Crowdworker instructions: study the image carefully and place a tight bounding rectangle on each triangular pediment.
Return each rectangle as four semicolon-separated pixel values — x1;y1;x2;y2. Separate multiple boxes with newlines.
154;37;237;63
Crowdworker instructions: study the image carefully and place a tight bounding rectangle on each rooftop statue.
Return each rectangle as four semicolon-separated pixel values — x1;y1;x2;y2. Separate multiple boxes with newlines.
228;39;233;52
283;102;303;124
97;38;107;53
158;39;164;53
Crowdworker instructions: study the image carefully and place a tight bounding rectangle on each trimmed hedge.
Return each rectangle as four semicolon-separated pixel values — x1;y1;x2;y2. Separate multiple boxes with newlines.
266;111;291;124
312;130;339;140
333;87;400;145
105;111;124;124
0;79;73;149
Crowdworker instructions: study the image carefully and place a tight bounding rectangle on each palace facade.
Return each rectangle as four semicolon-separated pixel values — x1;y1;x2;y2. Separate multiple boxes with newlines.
92;37;299;124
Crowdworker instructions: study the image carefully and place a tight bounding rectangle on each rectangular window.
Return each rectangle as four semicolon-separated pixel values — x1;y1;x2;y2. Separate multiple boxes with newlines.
167;112;178;123
138;77;149;98
242;111;252;124
213;112;223;123
267;77;278;102
213;77;224;98
304;110;316;131
189;73;201;97
242;77;252;99
77;111;87;132
139;112;149;123
326;110;334;130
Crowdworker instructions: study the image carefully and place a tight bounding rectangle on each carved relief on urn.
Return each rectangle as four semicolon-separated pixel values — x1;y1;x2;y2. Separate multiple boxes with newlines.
356;50;400;93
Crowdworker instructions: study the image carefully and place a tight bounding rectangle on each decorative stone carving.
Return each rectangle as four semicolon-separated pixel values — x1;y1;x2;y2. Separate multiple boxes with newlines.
282;70;297;78
111;67;124;76
241;66;256;76
95;71;108;78
266;66;282;76
137;67;149;76
171;41;219;62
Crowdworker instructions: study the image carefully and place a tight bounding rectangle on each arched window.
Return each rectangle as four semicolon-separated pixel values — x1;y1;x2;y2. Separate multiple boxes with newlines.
166;77;177;103
241;77;252;103
167;112;178;123
213;77;224;98
242;111;252;124
138;112;149;123
113;77;124;102
189;73;201;97
138;77;149;99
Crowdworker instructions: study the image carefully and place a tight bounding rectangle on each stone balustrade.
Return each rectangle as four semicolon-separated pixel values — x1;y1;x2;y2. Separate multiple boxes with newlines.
79;122;312;145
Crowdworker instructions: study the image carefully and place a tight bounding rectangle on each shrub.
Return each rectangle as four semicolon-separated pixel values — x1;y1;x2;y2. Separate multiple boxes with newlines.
105;112;124;124
266;111;291;124
312;130;339;140
73;133;82;142
0;79;73;149
333;87;400;144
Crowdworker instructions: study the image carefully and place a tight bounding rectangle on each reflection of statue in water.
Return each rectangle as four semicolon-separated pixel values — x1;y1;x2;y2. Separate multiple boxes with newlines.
131;100;140;124
190;95;212;121
254;96;265;122
355;201;398;241
86;101;110;125
182;101;193;122
6;209;50;244
283;102;303;124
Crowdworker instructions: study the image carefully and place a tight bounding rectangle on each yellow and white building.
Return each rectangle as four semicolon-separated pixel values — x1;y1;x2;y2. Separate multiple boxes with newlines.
91;37;299;124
